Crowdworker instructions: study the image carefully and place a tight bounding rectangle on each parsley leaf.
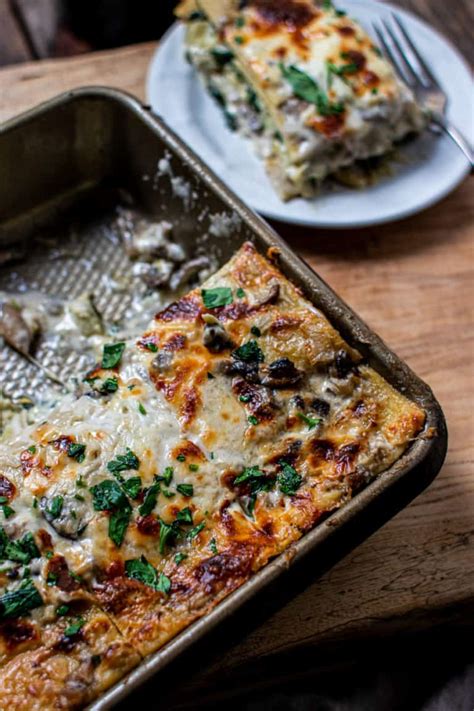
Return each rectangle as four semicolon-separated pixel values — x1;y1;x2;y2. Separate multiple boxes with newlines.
232;339;264;363
0;579;43;621
297;412;322;430
280;63;344;116
177;483;194;497
248;415;259;426
67;442;86;463
209;537;218;555
109;506;132;547
277;462;303;495
176;507;193;525
125;555;165;590
0;530;40;565
201;287;233;309
234;466;274;516
47;496;64;519
158;519;180;554
90;480;126;511
89;480;132;547
102;342;126;369
64;617;85;637
139;482;160;517
107;449;140;474
174;552;187;565
187;521;206;540
157;573;171;595
122;477;142;500
155;466;174;486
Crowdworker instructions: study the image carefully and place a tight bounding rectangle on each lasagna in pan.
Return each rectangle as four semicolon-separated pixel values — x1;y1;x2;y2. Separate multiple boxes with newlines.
177;0;426;199
0;243;424;708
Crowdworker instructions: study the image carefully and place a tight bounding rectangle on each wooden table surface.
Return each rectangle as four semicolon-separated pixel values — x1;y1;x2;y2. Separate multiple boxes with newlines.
0;1;472;706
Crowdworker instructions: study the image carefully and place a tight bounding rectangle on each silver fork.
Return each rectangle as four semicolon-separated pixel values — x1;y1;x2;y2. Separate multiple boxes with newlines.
373;14;473;167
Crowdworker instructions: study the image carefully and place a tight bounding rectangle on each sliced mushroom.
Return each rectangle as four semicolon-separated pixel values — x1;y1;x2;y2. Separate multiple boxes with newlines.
252;282;280;309
218;358;260;383
40;494;92;540
66;293;104;337
150;350;174;373
0;302;34;356
169;256;211;291
332;349;357;379
261;358;303;389
202;314;234;353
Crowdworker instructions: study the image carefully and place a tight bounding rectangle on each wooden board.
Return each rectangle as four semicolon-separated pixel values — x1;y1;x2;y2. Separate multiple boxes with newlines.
0;1;472;705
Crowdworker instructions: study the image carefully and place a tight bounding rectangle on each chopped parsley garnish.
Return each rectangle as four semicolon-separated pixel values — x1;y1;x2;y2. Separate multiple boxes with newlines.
250;325;261;337
139;482;160;517
102;342;126;369
201;287;233;309
122;477;142;500
27;445;36;454
239;394;250;403
157;573;171;595
138;402;147;416
277;462;303;496
174;552;187;565
67;442;86;463
109;507;133;548
234;35;244;44
248;415;259;426
297;412;322;430
90;480;131;547
162;490;175;498
2;504;15;519
209;537;218;555
188;463;199;472
48;496;64;519
76;475;86;488
280;63;344;116
0;579;43;621
99;377;119;393
236;287;246;299
187;521;206;540
232;339;264;363
176;507;193;525
125;555;168;592
211;46;234;66
176;454;186;463
144;342;158;352
371;45;383;57
234;466;274;516
0;529;40;564
86;376;119;394
107;449;140;474
177;483;194;496
235;16;245;27
74;493;85;502
158;519;180;554
47;572;58;586
64;617;85;637
156;466;174;486
56;604;69;617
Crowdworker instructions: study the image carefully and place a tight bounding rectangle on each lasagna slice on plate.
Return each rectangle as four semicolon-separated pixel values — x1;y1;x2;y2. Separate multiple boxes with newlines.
177;0;426;199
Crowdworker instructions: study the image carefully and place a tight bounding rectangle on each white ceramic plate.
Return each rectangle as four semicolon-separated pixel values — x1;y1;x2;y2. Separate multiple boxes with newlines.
147;0;472;227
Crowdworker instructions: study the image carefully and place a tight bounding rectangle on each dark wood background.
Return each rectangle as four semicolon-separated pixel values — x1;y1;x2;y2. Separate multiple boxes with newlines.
0;0;472;67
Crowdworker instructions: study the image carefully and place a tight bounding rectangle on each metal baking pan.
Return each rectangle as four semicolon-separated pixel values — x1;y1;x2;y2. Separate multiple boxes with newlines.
0;88;447;709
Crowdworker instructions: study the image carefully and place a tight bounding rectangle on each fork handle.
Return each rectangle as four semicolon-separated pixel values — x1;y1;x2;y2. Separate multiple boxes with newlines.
430;113;474;168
